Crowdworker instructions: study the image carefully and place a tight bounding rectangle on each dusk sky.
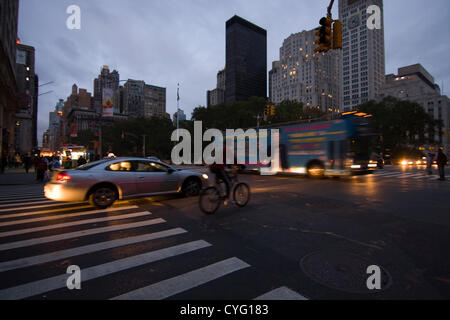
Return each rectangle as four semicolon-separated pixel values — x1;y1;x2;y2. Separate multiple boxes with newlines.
16;0;450;146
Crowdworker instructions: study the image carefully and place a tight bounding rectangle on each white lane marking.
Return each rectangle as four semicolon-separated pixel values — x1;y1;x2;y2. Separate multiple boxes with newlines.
0;240;211;300
0;211;152;238
0;196;45;202
0;205;138;224
0;202;92;213
0;200;56;208
254;286;308;300
112;257;250;300
0;192;44;197
374;172;404;177
0;228;187;272
398;173;421;178
0;218;166;251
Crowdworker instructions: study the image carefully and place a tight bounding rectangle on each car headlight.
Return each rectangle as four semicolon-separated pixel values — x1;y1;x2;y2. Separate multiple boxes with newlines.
202;174;209;180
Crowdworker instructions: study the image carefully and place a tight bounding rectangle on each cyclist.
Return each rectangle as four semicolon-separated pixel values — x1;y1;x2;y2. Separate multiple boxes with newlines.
208;144;235;203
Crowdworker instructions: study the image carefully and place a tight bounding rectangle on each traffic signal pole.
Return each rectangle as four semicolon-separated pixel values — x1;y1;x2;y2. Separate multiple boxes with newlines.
327;0;335;17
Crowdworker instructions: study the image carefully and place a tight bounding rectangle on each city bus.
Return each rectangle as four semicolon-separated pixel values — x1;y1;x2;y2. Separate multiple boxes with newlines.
239;114;378;178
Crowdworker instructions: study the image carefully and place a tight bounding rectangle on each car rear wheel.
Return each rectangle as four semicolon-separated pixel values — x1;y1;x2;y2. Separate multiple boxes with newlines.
183;178;201;197
89;186;117;209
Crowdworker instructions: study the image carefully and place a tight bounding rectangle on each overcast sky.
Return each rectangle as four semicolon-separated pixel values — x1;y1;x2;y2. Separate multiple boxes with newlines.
16;0;450;146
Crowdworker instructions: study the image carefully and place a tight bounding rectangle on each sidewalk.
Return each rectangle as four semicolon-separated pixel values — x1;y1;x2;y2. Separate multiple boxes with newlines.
0;168;44;185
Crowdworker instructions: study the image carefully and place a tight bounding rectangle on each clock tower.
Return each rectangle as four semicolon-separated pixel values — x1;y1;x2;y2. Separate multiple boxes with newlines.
338;0;385;112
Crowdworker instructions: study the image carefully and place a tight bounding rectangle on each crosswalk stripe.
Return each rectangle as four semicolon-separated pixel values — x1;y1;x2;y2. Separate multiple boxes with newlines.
0;218;166;251
254;286;308;300
0;194;47;202
0;240;211;300
0;205;140;226
0;211;152;238
0;206;139;219
0;193;44;198
0;228;187;272
112;257;250;300
0;200;56;208
0;203;93;213
0;202;88;214
398;173;420;178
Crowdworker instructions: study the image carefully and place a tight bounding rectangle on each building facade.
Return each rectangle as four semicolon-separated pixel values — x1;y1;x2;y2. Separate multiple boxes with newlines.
14;43;39;155
0;0;20;159
173;109;187;124
48;99;64;152
143;84;166;118
378;64;450;152
339;0;385;111
93;66;120;114
225;16;267;103
269;29;341;114
207;69;226;107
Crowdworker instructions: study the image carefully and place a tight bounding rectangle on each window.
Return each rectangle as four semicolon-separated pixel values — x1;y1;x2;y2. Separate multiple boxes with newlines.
107;161;133;172
134;161;170;173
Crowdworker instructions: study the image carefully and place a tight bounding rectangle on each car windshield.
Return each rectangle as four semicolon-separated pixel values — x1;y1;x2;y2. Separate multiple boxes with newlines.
75;159;111;171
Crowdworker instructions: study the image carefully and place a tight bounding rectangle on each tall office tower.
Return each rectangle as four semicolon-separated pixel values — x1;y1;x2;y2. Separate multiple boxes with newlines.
93;66;120;114
269;29;341;114
15;43;39;154
143;84;166;118
225;15;267;102
0;0;19;159
207;69;226;107
339;0;385;111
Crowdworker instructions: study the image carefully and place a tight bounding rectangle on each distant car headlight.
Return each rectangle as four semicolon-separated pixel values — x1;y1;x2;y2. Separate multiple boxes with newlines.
401;160;408;166
368;164;377;168
202;174;209;180
351;165;361;169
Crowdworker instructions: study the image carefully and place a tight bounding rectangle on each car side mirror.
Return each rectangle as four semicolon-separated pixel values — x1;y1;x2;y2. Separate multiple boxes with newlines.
167;168;175;174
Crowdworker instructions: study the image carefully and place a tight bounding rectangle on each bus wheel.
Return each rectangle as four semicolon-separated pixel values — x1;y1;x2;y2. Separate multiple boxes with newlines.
307;164;325;179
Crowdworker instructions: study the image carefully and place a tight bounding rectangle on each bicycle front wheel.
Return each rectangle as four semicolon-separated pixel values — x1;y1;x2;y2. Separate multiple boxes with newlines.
233;183;250;207
199;187;221;214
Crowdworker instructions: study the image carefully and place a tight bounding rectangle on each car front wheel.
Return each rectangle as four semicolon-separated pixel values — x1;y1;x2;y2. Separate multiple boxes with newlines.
89;186;117;209
183;178;201;197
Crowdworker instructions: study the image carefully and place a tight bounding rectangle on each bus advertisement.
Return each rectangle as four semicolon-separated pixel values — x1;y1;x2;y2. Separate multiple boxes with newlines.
239;115;377;178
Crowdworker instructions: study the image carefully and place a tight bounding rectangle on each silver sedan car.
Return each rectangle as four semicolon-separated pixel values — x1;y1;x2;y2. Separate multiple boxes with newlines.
44;157;208;209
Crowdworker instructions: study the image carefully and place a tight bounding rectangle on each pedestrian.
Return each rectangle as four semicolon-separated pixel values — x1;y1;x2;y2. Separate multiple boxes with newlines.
436;149;448;181
52;156;61;170
0;155;7;174
425;152;433;175
23;153;32;173
36;157;47;182
64;157;72;169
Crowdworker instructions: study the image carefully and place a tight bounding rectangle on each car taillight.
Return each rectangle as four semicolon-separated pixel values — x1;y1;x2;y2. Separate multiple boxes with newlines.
56;172;71;182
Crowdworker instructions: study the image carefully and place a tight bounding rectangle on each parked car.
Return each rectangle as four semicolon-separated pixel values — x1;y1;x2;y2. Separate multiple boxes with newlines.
44;157;208;209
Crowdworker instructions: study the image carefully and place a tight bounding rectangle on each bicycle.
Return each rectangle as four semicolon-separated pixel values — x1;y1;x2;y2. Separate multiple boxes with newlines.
199;167;250;215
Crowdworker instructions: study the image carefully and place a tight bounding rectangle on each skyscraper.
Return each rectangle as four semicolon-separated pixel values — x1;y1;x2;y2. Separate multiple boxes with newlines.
225;15;267;103
269;29;341;114
14;43;39;154
93;66;120;114
339;0;385;111
0;0;19;159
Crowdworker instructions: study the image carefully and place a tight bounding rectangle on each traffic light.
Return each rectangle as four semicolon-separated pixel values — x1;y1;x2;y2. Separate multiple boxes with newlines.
332;20;343;50
270;105;276;116
314;17;333;53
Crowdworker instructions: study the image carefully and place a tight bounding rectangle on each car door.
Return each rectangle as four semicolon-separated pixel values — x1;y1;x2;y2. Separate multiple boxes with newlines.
104;160;138;197
134;160;179;195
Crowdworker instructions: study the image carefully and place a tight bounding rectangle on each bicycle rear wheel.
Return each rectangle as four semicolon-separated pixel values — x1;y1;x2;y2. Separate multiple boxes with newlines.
199;187;221;214
233;183;250;207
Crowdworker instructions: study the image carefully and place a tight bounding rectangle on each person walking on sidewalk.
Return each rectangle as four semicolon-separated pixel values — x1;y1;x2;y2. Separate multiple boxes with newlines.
23;153;32;173
0;155;7;174
436;149;448;181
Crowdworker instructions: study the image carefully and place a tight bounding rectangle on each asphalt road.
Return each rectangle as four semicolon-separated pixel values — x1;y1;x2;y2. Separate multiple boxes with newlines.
0;165;449;300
